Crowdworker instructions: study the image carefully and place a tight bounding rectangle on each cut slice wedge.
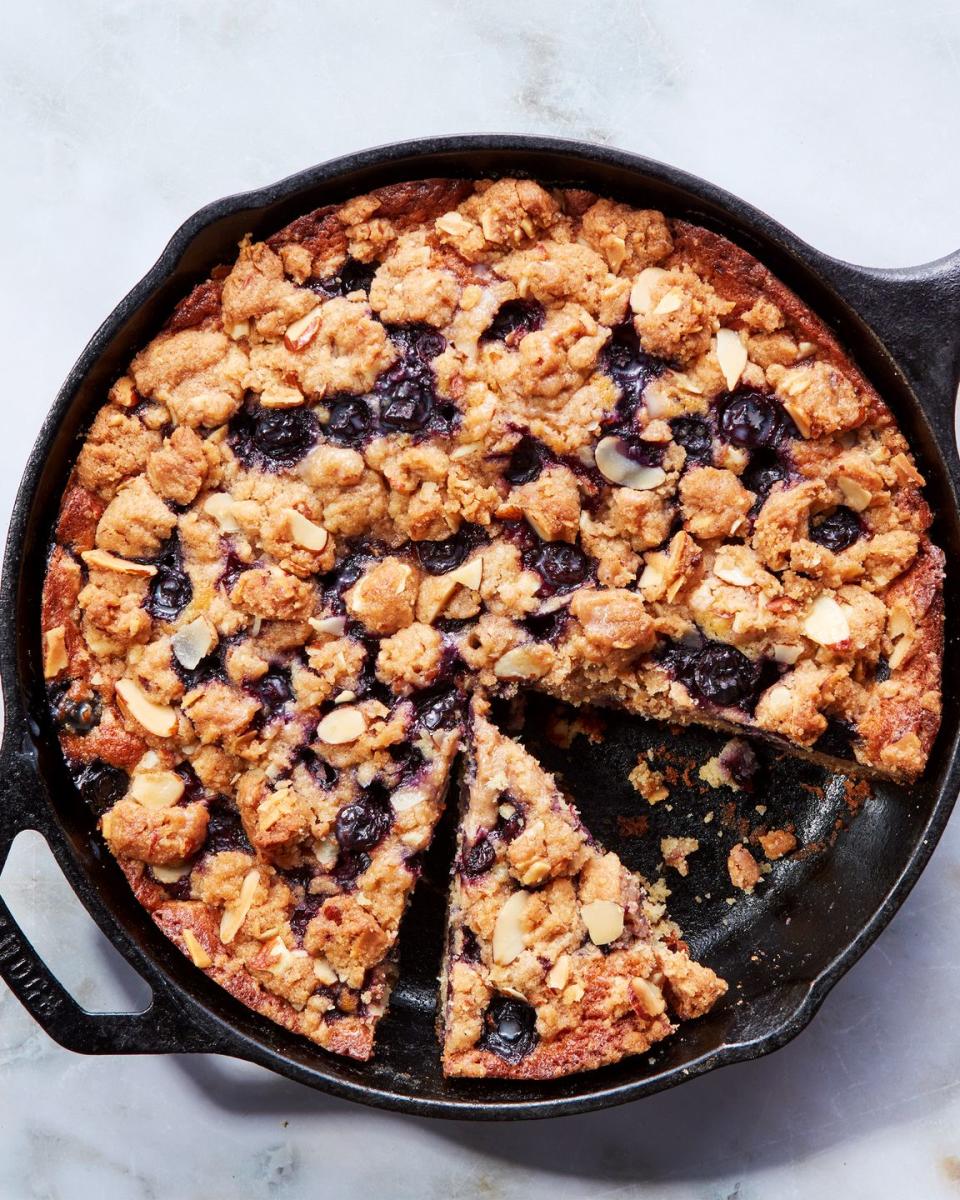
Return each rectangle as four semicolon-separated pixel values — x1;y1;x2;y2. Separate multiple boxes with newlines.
440;697;727;1079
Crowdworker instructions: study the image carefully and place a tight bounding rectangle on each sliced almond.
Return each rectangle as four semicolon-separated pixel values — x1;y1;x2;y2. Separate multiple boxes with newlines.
519;859;550;886
282;508;329;552
887;603;914;640
630;976;666;1017
837;475;872;512
715;328;748;391
43;626;69;678
781;397;812;438
259;385;305;410
81;548;157;577
493;645;551;681
888;634;916;671
771;642;803;665
313;957;338;985
130;769;185;810
308;615;347;637
546;954;571;992
629;267;667;315
580;899;624;946
595;436;666;491
447;557;483;590
182;928;212;969
315;706;367;745
151;861;192;884
802;594;850;646
435;210;473;238
219;868;260;945
653;289;683;315
227;320;250;340
714;561;754;587
562;982;586;1004
391;787;427;813
536;593;571;616
172;617;218;671
284;306;323;351
115;678;178;738
202;492;240;532
333;690;357;704
492;890;530;966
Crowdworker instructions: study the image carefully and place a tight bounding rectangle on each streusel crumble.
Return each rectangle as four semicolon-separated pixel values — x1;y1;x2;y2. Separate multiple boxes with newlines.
42;175;943;1074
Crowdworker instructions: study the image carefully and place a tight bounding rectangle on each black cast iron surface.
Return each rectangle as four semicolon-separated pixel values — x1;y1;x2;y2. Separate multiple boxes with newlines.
1;136;960;1119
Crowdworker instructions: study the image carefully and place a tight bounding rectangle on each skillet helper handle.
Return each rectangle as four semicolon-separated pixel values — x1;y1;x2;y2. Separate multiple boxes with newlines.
0;733;223;1056
812;248;960;471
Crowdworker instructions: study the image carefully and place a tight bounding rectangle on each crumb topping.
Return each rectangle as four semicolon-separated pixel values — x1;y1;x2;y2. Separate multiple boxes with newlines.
44;176;943;1068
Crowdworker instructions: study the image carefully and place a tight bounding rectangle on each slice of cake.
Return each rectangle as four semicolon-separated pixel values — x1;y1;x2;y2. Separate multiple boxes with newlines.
440;699;726;1078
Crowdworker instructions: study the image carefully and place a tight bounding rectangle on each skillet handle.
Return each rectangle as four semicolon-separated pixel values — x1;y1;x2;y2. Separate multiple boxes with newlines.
0;732;226;1056
811;248;960;470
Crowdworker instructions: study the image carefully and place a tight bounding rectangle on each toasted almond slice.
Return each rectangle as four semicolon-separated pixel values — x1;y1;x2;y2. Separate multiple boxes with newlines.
595;437;666;490
653;289;683;315
151;861;192;884
172;617;218;671
115;678;178;738
259;385;305;409
391;787;427;813
771;642;803;665
802;594;850;646
130;769;185;810
182;928;212;969
493;890;530;966
888;634;916;671
536;593;571;616
81;548;157;577
715;328;748;391
781;397;812;438
493;645;551;681
887;603;914;640
630;976;666;1016
837;475;872;512
308;615;347;637
284;306;323;351
43;626;69;678
314;957;338;985
435;210;473;238
219;869;260;945
714;562;754;587
580;899;624;946
315;706;367;745
447;557;483;590
202;492;240;532
519;859;550;886
282;508;329;552
629;267;667;315
546;953;571;992
562;982;586;1004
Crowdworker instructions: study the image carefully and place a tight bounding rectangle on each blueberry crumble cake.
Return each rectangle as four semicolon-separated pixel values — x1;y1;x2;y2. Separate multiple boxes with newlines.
41;175;943;1073
442;699;725;1078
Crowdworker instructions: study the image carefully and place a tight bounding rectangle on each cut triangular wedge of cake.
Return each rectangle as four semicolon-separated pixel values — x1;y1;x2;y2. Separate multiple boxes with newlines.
440;698;727;1079
127;689;463;1061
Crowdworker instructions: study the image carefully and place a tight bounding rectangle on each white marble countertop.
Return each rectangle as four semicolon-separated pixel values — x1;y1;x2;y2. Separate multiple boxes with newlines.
2;2;960;1196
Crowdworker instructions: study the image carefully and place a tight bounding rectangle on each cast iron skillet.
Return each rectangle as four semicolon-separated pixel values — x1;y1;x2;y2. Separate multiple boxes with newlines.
1;135;959;1120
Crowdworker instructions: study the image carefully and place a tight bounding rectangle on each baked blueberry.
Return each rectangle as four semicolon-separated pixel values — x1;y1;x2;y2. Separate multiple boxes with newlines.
77;759;127;815
601;324;669;421
505;435;547;485
670;416;713;464
310;257;378;298
416;533;469;575
481;299;545;347
205;800;254;856
534;542;590;590
375;361;435;431
325;397;372;446
147;537;192;622
809;506;863;553
229;399;318;467
741;448;788;505
415;687;463;731
478;995;538;1062
692;642;763;709
462;835;495;878
335;785;393;853
58;695;101;736
717;390;795;449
